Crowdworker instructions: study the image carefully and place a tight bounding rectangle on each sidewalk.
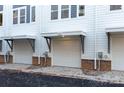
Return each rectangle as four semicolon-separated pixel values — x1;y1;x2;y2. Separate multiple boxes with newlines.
0;64;124;84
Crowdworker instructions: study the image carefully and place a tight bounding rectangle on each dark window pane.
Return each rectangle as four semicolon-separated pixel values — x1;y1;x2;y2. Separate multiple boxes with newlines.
51;5;58;20
13;10;18;24
51;5;58;10
26;5;30;23
61;5;69;9
13;18;18;24
61;10;69;18
0;13;2;26
51;11;58;20
71;5;77;18
0;5;3;11
110;5;122;11
20;9;25;16
20;17;25;23
13;5;26;9
0;40;2;52
79;5;84;16
61;5;69;19
31;6;35;22
20;9;25;23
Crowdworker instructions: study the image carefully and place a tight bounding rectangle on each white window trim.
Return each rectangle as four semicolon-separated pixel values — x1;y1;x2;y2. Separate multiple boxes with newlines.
13;6;27;25
50;5;85;22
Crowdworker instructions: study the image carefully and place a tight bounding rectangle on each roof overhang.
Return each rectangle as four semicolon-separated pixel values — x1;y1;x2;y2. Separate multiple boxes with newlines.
41;31;86;37
106;27;124;34
1;35;36;40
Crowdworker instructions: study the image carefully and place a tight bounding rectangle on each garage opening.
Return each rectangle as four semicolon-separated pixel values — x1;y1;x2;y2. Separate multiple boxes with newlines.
41;31;86;68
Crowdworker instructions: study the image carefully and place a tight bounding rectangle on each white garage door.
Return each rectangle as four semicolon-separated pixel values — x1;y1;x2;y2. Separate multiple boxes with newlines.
13;40;33;64
112;37;124;70
52;37;81;68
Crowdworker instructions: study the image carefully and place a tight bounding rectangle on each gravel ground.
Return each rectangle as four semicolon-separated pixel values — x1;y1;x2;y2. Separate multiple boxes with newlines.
0;64;124;84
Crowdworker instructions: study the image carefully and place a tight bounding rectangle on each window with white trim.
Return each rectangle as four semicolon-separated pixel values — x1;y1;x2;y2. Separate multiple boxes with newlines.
0;40;2;52
61;5;69;19
20;8;26;23
110;5;122;11
13;10;18;24
51;5;85;20
31;6;35;22
0;13;3;26
71;5;77;18
79;5;85;16
51;5;58;20
13;6;26;24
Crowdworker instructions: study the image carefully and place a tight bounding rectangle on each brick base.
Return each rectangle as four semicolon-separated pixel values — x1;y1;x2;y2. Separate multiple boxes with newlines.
0;55;5;64
81;59;94;70
40;57;51;67
99;60;111;71
32;56;51;67
81;59;111;71
32;56;39;66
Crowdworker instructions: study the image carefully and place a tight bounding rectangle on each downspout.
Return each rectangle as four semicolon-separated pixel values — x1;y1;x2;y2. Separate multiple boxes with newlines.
94;6;97;70
38;5;42;65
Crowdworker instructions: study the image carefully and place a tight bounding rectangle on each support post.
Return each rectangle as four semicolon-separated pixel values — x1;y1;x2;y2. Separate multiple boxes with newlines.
27;39;35;52
107;32;110;53
80;35;85;54
45;37;51;53
5;40;13;52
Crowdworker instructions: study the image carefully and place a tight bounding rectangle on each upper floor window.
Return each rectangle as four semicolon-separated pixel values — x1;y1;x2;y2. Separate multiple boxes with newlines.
51;5;58;20
79;5;85;16
51;5;85;20
0;5;3;26
13;10;18;24
31;6;35;22
110;5;122;11
71;5;77;18
20;8;26;23
0;40;2;52
0;13;3;26
61;5;69;19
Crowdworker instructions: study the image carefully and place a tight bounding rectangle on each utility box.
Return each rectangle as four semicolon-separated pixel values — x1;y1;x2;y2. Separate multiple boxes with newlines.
97;52;103;59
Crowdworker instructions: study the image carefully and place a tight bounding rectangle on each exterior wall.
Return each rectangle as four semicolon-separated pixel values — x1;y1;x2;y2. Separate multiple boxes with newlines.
45;5;96;60
1;5;48;64
0;5;124;70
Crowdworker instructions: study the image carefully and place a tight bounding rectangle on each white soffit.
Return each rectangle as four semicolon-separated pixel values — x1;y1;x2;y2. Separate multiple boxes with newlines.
2;35;36;40
41;30;86;37
106;26;124;33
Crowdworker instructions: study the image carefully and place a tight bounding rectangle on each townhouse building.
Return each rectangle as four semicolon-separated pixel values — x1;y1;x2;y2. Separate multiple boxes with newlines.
0;5;123;71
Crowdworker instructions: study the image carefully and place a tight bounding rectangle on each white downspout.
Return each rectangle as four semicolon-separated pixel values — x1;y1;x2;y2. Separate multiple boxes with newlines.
38;5;42;65
94;6;97;70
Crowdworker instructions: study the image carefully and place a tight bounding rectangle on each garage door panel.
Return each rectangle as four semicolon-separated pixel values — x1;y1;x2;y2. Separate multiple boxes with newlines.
52;38;81;67
13;40;33;64
112;37;124;70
